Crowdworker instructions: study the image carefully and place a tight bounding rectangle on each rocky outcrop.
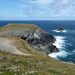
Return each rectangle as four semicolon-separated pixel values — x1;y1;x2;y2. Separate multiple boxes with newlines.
57;27;64;32
0;23;59;55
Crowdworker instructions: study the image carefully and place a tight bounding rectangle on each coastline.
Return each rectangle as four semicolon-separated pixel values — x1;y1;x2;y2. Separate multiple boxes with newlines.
0;23;59;55
48;36;67;59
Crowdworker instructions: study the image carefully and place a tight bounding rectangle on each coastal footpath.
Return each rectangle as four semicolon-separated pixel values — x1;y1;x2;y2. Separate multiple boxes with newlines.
0;23;59;55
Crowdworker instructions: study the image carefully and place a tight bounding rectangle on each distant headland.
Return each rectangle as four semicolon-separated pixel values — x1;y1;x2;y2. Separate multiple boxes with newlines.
0;23;59;55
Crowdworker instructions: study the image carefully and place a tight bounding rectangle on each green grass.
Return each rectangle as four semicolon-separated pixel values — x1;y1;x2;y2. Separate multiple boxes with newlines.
20;39;39;55
0;50;75;75
0;23;39;32
0;37;75;75
20;40;32;53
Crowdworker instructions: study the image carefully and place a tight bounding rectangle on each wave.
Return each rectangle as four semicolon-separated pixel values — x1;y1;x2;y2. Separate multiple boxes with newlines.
48;51;68;59
53;29;67;33
48;36;67;59
72;49;75;52
53;36;66;49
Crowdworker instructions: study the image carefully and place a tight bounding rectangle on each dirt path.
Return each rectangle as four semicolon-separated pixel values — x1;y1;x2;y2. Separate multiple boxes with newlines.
0;37;33;56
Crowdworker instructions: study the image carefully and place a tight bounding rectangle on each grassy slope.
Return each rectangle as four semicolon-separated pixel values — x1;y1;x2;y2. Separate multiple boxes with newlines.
0;36;75;75
0;23;39;32
0;24;75;75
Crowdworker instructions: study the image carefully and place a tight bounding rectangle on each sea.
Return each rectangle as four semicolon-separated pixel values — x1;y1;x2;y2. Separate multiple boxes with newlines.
0;20;75;63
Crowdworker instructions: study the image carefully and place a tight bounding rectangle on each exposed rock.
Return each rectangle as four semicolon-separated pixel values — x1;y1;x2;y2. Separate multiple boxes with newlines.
57;27;64;32
0;23;60;55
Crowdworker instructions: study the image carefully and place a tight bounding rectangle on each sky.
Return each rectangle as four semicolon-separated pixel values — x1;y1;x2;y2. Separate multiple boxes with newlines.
0;0;75;20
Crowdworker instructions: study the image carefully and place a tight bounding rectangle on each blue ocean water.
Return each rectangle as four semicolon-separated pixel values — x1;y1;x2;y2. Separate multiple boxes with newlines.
0;20;75;63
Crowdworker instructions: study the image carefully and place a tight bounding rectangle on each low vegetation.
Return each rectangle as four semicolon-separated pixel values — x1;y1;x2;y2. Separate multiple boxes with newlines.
0;23;39;32
0;36;75;75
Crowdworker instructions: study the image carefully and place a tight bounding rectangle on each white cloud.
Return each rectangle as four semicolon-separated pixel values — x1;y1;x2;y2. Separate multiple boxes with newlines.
49;0;75;12
20;0;53;4
0;16;4;19
20;0;36;1
56;14;60;17
62;0;68;4
24;4;38;16
30;0;53;4
20;0;75;19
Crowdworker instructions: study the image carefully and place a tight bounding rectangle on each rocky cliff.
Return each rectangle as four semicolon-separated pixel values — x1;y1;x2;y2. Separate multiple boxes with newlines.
0;23;59;55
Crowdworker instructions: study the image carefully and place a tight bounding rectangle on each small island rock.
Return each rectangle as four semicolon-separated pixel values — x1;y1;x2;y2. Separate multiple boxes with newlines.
57;27;64;32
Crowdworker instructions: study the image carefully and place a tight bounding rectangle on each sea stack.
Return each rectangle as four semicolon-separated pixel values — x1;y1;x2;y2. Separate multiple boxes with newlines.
57;27;64;32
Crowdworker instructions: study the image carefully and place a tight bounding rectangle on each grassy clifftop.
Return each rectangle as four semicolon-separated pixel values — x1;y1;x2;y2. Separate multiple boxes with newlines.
0;23;58;55
0;36;75;75
0;23;39;32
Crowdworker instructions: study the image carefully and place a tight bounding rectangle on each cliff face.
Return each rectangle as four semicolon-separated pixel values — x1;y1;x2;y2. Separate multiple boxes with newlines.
0;23;59;55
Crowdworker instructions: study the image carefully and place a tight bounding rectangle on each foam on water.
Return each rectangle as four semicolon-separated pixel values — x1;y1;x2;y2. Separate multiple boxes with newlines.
48;36;67;59
53;36;65;49
72;49;75;52
48;51;68;59
53;29;67;33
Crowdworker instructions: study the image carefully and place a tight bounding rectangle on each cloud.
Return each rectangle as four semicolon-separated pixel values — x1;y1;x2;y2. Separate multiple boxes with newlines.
22;0;75;18
20;0;53;4
49;0;74;12
20;0;36;1
0;16;3;19
24;4;38;16
24;3;48;17
57;9;75;17
30;0;53;4
68;11;75;16
44;0;75;18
